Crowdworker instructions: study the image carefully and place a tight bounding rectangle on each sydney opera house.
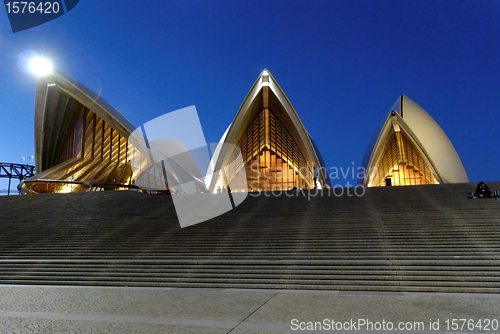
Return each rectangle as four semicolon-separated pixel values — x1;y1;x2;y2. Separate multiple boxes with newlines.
20;69;467;194
360;95;468;187
20;70;168;194
20;70;330;194
208;70;330;193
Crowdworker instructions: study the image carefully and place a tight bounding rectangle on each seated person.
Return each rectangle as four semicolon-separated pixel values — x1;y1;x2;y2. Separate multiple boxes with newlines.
475;182;492;198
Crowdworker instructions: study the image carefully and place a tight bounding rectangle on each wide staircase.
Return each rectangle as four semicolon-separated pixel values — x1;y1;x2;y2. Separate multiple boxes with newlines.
0;182;499;293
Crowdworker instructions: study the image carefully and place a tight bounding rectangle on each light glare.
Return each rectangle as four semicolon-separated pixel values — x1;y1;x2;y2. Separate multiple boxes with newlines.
30;58;52;75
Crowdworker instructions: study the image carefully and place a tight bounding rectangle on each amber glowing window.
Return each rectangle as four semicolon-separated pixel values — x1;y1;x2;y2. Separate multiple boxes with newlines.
370;128;438;187
234;95;311;191
29;90;168;193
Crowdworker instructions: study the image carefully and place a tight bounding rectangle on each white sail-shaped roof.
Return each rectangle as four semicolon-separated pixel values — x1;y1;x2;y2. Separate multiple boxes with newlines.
209;69;330;190
362;95;468;186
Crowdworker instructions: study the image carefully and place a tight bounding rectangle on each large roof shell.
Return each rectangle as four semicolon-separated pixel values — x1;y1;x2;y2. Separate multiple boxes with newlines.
33;70;143;174
210;70;330;188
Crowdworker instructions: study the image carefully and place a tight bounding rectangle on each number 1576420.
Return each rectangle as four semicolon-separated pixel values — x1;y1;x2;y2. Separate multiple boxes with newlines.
5;2;60;14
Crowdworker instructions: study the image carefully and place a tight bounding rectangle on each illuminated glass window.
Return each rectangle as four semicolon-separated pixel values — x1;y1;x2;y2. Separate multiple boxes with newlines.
232;87;312;192
370;128;438;187
23;79;166;194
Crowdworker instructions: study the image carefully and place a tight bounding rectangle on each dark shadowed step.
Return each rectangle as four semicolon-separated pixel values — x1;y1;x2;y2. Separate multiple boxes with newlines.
0;181;499;293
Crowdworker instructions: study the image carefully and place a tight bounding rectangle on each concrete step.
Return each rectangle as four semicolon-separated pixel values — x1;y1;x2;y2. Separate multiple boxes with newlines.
0;182;498;292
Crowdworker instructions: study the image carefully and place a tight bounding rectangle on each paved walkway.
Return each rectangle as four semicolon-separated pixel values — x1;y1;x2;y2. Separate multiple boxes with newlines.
0;285;499;333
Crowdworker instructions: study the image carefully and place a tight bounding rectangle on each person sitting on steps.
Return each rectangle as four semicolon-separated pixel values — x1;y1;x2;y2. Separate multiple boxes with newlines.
475;181;492;198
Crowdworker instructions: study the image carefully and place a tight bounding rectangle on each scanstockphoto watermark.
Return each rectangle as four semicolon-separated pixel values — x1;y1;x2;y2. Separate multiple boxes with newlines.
131;104;375;226
322;163;376;182
248;184;366;199
246;162;375;182
291;318;500;332
247;162;375;198
291;318;426;331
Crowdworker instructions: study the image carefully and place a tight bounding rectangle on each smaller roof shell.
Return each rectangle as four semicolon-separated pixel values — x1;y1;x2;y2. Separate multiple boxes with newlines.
361;95;468;186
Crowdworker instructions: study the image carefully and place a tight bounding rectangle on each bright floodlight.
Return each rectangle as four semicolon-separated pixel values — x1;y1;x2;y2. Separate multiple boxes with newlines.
30;58;52;75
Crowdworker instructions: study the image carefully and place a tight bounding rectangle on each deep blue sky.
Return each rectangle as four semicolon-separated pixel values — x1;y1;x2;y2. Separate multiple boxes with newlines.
1;0;499;193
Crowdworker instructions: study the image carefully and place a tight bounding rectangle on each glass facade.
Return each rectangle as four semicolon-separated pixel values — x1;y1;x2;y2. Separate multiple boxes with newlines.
369;127;438;187
230;86;313;192
363;95;468;187
22;86;165;194
25;70;326;194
